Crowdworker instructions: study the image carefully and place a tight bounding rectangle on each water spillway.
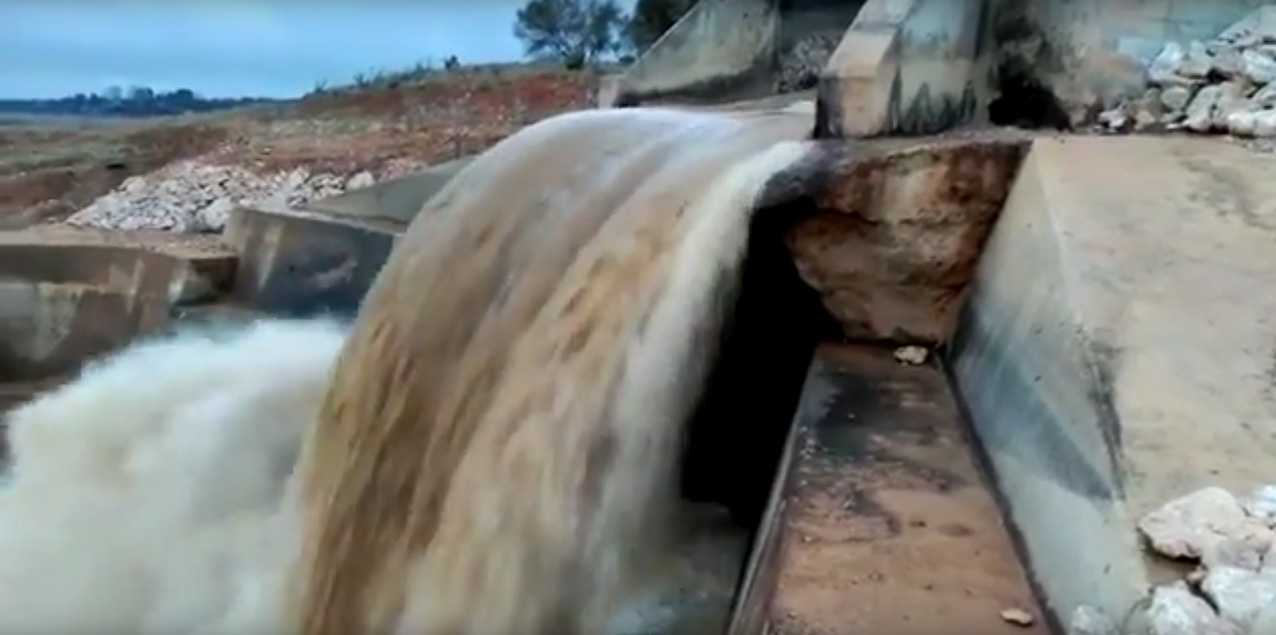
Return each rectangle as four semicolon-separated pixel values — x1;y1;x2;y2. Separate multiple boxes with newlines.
0;106;1044;635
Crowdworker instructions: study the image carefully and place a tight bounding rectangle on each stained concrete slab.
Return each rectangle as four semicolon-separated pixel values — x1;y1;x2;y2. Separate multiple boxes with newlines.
223;205;400;318
948;135;1276;624
731;343;1044;635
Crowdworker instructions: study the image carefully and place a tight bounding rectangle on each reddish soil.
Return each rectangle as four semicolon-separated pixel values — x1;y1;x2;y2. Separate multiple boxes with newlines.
0;68;597;229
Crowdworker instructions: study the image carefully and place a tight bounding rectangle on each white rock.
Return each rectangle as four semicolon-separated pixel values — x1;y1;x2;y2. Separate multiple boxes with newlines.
1252;603;1276;635
1146;582;1243;635
1251;83;1276;109
1201;566;1276;629
1000;607;1034;627
122;176;148;194
1138;487;1259;559
1149;42;1187;84
1185;85;1225;131
893;345;928;366
1161;85;1195;113
1228;109;1276;137
1203;535;1265;571
195;198;236;233
1068;605;1118;635
1216;7;1276;47
1240;485;1276;525
1242;49;1276;84
1263;541;1276;575
1132;89;1164;130
1098;105;1131;132
66;159;380;233
1212;44;1246;78
1214;80;1255;128
345;170;375;190
1180;41;1215;78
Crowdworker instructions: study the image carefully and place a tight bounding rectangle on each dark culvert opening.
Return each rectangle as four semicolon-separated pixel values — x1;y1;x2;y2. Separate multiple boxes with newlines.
988;69;1072;131
677;198;842;593
987;14;1073;131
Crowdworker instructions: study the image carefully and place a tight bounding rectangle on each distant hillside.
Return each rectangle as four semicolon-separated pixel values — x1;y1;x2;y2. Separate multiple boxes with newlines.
0;88;282;119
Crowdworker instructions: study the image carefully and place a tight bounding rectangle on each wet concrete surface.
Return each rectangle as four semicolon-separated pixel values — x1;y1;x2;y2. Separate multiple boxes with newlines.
732;342;1047;635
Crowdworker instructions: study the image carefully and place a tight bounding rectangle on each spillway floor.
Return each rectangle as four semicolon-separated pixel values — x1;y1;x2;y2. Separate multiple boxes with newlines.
731;342;1047;635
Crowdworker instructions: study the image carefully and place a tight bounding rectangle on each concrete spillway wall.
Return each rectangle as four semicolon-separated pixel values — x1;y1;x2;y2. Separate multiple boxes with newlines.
815;0;1275;136
605;0;863;106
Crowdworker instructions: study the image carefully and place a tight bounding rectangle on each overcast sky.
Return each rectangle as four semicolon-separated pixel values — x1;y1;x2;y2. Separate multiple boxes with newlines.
2;0;631;99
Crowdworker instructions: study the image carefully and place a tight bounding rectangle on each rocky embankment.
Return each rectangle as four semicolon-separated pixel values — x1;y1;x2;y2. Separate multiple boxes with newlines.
1099;7;1276;136
1067;485;1276;635
64;159;427;233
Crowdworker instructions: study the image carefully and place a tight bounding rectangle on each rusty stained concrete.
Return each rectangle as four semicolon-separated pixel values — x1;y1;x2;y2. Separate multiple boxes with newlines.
782;132;1030;344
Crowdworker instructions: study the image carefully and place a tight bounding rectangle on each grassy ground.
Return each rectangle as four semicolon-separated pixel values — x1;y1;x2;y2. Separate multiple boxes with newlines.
0;65;600;230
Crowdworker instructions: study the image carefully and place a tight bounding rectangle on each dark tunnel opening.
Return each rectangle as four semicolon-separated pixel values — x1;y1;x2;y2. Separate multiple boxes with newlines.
986;15;1073;131
678;198;842;584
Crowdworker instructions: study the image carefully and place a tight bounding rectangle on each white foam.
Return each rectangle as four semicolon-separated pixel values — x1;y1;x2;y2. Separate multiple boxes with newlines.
0;318;345;635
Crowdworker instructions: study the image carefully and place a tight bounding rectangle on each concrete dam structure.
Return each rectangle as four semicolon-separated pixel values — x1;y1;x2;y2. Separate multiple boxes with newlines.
0;1;1274;634
605;0;1276;134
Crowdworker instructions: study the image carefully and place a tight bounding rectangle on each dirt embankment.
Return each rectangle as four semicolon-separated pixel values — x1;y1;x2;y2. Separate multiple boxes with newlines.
0;68;597;231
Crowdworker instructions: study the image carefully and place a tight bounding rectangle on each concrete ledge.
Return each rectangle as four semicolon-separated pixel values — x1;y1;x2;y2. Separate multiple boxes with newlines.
815;0;988;137
729;343;1043;634
947;135;1276;623
0;227;236;381
303;157;475;225
224;205;400;318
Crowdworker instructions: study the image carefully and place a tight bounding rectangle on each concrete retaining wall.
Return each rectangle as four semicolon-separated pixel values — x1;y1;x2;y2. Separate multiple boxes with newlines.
611;0;781;105
816;0;991;137
0;231;234;382
224;206;400;319
947;135;1276;624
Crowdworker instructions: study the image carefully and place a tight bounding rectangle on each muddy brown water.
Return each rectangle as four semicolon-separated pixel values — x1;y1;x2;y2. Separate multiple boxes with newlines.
0;106;1045;634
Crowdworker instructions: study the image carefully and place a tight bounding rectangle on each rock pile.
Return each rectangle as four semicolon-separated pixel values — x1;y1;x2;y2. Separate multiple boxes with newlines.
775;32;841;94
1068;484;1276;635
64;159;424;233
1098;7;1276;136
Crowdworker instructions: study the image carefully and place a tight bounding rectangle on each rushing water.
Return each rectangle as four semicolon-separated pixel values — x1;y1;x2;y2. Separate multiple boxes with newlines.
0;105;817;635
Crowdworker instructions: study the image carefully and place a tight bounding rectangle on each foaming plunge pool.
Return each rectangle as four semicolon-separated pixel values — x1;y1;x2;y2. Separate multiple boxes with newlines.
0;106;1041;635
